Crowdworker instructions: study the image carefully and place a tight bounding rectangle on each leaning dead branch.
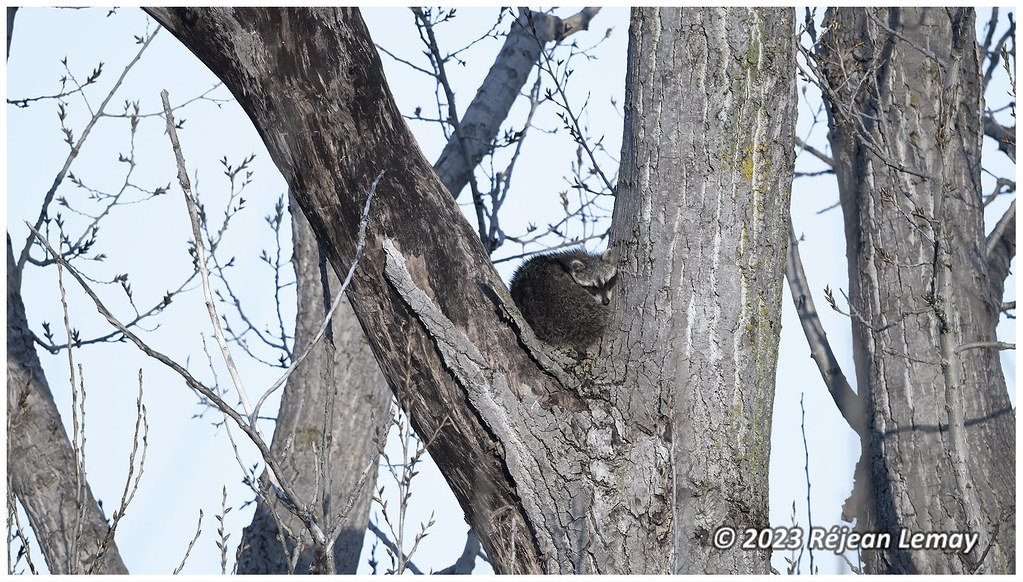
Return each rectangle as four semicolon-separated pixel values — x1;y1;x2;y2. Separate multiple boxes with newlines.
161;89;255;429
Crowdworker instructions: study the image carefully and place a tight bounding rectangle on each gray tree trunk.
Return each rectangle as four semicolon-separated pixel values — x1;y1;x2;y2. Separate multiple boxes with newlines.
147;8;549;572
820;7;1015;574
605;7;795;573
6;237;129;574
147;7;795;574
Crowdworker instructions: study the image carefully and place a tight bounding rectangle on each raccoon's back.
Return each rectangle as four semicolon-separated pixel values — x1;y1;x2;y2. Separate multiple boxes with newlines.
510;256;610;351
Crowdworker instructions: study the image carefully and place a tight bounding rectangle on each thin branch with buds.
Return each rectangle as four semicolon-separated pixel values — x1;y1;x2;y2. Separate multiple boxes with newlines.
25;189;326;576
17;27;160;274
90;370;148;574
172;510;204;575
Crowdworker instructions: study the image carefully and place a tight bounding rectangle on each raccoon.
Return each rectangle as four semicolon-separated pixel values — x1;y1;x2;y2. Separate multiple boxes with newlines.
509;249;617;354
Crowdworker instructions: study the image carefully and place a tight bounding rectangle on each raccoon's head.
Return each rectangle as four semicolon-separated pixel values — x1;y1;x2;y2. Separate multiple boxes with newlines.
567;250;618;305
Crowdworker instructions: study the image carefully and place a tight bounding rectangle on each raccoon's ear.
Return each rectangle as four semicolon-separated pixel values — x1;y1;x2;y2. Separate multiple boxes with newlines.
569;259;587;274
601;248;612;263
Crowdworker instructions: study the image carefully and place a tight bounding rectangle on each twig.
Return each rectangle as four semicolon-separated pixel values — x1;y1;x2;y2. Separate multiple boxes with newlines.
797;21;934;180
326;461;377;541
981;10;1014;89
532;15;617;196
172;510;203;574
90;369;148;574
794;135;835;168
215;486;232;575
366;520;423;575
412;7;491;250
955;341;1015;354
23;221;320;554
59;258;88;573
800;394;815;574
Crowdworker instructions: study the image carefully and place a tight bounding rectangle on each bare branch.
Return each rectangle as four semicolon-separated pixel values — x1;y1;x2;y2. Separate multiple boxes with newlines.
794;136;835;168
366;520;423;575
325;461;377;541
955;341;1015;354
983;115;1016;162
785;226;864;435
90;369;148;574
983;176;1015;207
23;222;321;554
978;8;1000;64
172;510;204;575
16;27;160;273
985;199;1015;301
981;9;1014;90
432;7;602;200
413;7;492;249
435;530;482;574
555;7;601;40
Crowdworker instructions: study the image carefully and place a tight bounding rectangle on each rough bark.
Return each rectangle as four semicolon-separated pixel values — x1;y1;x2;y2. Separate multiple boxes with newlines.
820;7;1015;574
605;7;795;573
6;237;129;574
146;7;795;574
235;197;391;574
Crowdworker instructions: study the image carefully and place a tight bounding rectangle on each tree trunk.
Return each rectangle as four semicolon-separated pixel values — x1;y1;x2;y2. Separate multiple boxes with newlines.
6;237;129;574
820;7;1015;574
605;7;796;573
147;7;796;573
235;196;391;574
